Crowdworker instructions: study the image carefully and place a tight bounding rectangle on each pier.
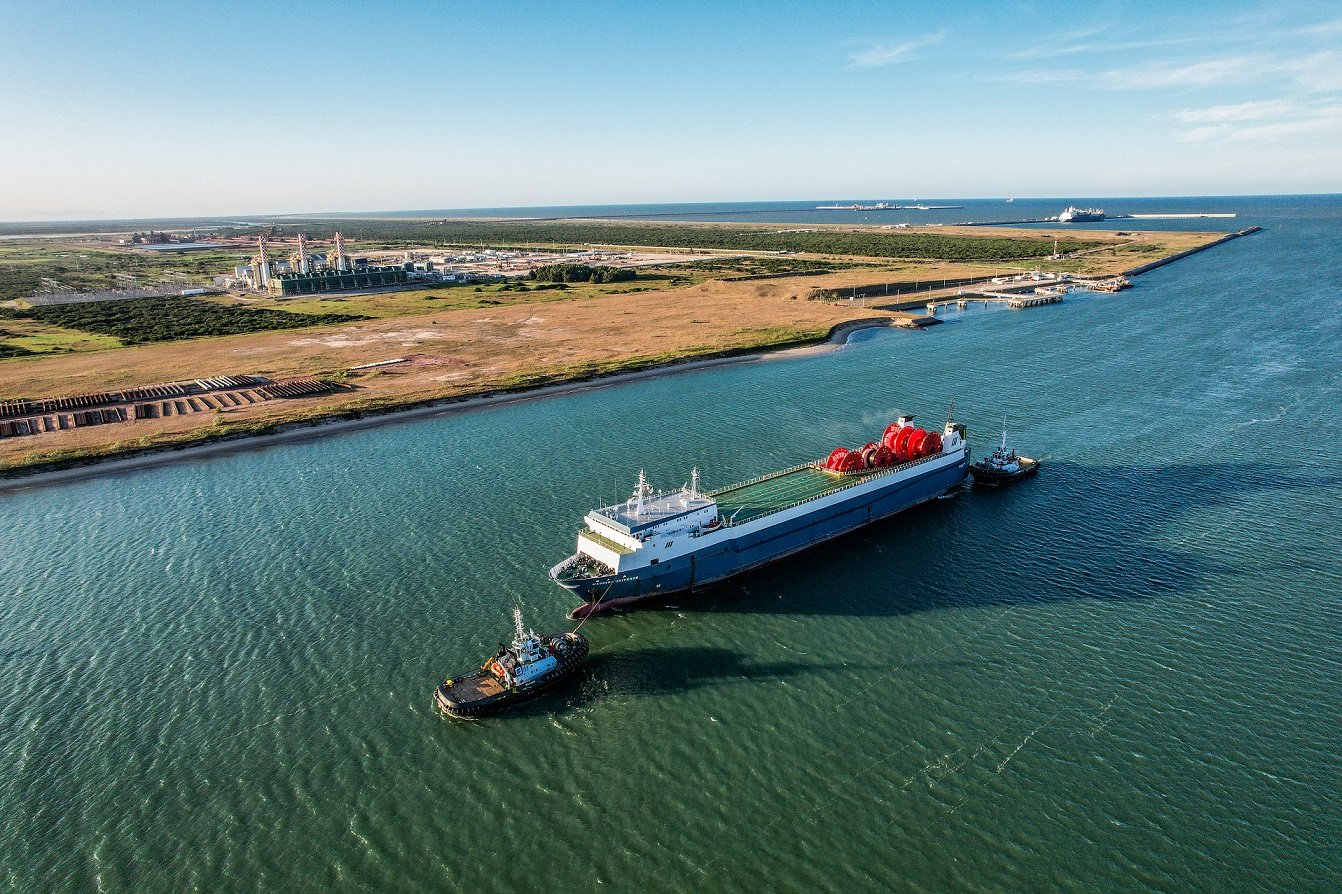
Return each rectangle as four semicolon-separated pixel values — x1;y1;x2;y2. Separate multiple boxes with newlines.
926;283;1067;313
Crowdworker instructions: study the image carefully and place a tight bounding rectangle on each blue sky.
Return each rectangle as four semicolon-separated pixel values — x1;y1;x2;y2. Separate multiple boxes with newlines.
1;0;1339;219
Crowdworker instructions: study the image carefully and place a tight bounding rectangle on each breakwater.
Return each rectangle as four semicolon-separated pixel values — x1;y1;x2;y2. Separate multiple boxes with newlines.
1123;226;1261;276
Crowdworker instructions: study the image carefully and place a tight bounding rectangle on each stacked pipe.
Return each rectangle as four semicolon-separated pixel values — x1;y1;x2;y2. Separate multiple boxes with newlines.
822;420;943;473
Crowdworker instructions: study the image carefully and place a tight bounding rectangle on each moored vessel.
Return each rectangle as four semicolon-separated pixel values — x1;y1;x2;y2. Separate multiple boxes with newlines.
968;422;1038;486
550;413;970;618
1058;206;1105;223
433;609;589;718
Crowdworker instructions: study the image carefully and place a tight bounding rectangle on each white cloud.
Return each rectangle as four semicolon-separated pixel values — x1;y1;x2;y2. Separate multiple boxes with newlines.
1172;99;1300;122
1100;55;1264;90
1177;103;1342;141
1286;51;1342;93
1297;18;1342;36
1012;34;1200;60
849;32;944;68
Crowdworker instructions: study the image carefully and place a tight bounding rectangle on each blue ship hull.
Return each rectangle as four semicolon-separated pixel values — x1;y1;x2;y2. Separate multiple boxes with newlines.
562;455;968;615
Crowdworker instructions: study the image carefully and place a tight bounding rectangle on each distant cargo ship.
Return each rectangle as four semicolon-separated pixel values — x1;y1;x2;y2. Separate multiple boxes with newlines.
550;414;970;617
816;202;899;210
1058;206;1105;223
815;203;964;211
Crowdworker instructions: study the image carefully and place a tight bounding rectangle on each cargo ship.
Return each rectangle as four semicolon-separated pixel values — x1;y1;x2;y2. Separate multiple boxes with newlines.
1057;206;1105;223
550;415;969;617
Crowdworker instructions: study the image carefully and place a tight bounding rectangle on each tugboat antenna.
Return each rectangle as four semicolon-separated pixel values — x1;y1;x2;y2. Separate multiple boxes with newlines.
513;607;526;643
946;399;956;427
1001;415;1009;451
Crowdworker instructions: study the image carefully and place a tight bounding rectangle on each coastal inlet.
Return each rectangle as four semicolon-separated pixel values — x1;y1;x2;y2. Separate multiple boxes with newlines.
1;198;1339;892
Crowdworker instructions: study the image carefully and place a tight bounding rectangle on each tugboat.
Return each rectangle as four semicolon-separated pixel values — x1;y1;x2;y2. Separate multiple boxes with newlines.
968;420;1039;487
433;609;589;719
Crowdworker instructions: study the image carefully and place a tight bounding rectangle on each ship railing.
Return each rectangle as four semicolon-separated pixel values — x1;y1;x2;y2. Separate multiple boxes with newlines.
579;527;634;555
549;553;615;582
719;451;951;527
548;556;580;580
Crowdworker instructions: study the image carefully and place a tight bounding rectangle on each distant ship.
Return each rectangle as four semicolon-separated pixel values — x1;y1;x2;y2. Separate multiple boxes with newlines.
550;414;970;617
1058;206;1105;223
814;203;964;211
816;202;899;210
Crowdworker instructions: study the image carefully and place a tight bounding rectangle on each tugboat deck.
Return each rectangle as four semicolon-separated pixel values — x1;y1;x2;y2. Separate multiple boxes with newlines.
442;670;507;701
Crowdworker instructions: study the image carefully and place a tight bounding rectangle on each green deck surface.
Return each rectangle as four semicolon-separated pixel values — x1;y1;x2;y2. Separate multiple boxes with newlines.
711;466;855;525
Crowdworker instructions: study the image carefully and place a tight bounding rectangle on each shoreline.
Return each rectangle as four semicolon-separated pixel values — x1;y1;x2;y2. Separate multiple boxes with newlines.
0;226;1261;493
0;317;894;493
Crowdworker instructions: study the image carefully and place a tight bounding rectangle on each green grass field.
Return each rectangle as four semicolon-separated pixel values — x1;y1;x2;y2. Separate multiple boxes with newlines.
239;275;687;319
0;243;250;302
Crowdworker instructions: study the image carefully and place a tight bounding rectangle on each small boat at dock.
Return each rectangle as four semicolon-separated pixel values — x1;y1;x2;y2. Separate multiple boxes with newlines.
434;609;589;718
969;421;1038;486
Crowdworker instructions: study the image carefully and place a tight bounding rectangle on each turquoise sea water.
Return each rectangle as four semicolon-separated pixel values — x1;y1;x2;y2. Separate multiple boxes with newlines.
2;197;1340;892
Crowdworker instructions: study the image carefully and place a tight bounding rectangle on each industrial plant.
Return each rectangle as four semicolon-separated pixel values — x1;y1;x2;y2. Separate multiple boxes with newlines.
232;233;409;296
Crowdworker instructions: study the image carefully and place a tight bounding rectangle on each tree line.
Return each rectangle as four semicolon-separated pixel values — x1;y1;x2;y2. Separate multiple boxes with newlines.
529;264;637;283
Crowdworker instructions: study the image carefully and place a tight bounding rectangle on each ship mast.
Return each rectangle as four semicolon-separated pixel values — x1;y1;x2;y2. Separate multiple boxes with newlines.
690;467;700;498
1001;415;1009;451
513;608;526;643
634;470;648;515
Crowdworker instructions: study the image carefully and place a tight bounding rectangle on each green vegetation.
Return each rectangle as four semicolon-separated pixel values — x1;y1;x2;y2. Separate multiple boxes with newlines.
19;296;367;345
530;263;636;283
233;218;1101;262
0;243;249;302
659;256;863;277
249;277;653;320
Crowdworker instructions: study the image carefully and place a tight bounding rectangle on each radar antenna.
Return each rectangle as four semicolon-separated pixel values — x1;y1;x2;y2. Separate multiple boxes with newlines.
632;470;650;515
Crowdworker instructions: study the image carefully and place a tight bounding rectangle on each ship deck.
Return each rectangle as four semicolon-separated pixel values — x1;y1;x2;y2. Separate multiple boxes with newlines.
711;465;857;526
443;670;506;701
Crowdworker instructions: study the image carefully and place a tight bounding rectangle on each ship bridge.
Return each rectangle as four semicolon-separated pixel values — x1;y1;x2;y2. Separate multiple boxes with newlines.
588;470;717;536
589;490;716;535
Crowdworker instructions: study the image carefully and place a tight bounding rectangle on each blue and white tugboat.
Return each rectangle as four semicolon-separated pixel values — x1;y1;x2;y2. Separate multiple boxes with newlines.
433;609;589;719
968;421;1038;487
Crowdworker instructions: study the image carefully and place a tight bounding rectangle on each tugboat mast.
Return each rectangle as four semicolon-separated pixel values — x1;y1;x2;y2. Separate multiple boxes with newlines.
513;608;526;643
